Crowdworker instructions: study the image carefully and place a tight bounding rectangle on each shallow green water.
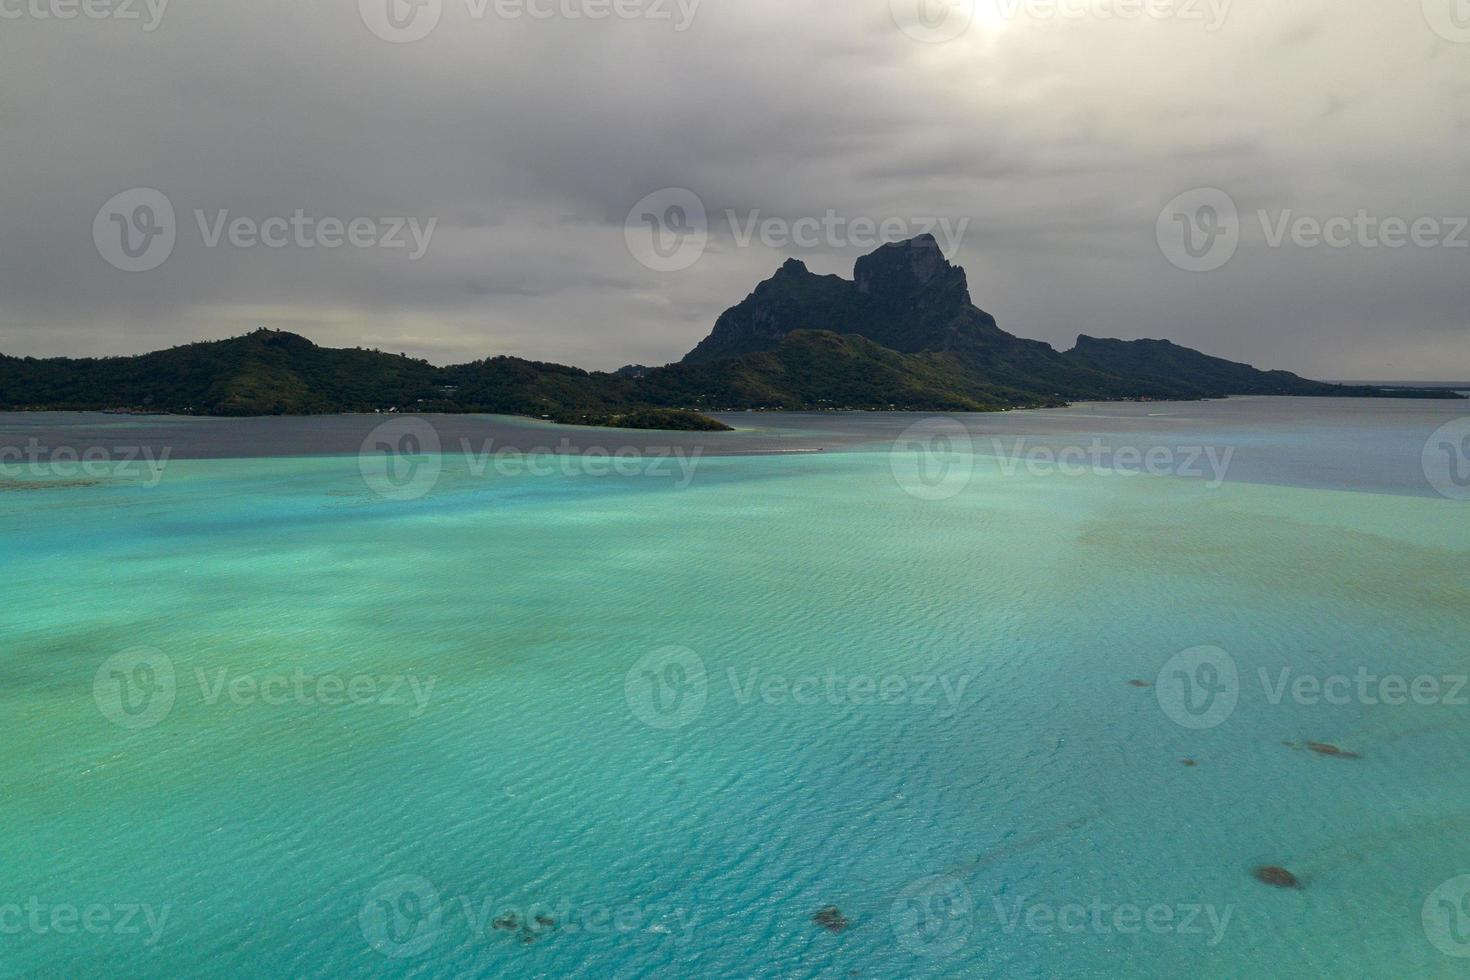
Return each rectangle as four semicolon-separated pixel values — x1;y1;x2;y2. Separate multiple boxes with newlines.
2;406;1469;977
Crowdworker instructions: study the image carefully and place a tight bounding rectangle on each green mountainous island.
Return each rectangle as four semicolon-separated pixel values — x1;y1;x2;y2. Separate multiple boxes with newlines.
1;236;1459;429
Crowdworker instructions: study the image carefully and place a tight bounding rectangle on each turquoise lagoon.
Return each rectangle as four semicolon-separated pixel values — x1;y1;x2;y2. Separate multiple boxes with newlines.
1;399;1468;977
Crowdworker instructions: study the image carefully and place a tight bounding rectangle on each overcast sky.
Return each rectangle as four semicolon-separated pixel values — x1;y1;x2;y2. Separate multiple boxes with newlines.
1;0;1466;379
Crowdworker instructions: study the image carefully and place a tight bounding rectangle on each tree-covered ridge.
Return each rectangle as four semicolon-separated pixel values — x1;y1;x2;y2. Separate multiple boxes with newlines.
1;238;1460;425
678;235;1458;403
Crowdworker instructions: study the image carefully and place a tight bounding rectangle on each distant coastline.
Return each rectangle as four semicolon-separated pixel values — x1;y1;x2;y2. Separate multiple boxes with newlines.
1331;380;1470;390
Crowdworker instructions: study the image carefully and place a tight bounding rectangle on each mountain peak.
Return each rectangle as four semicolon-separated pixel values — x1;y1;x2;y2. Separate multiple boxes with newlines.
244;327;314;345
682;235;995;365
853;234;966;306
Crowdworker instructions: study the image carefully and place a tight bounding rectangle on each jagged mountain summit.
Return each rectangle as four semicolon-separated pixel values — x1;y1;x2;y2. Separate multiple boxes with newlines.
685;235;1006;364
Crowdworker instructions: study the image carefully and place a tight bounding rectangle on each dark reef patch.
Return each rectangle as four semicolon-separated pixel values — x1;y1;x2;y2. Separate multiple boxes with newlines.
0;478;103;492
489;911;559;946
1284;740;1362;759
1306;742;1361;759
1254;866;1301;888
813;906;851;934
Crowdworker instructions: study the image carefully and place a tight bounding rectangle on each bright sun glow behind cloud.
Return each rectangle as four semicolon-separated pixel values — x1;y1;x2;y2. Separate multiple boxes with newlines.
973;0;1019;29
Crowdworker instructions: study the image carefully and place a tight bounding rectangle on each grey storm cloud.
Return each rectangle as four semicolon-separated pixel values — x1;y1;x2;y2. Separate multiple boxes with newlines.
0;0;1466;378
